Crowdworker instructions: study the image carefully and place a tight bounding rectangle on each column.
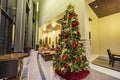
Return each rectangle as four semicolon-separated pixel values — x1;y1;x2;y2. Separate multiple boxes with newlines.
14;0;26;52
70;0;91;62
75;0;91;62
26;0;33;48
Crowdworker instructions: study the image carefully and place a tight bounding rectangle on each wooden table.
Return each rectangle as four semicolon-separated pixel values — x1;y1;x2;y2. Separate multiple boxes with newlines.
42;53;53;61
41;51;55;61
112;52;120;57
0;53;29;80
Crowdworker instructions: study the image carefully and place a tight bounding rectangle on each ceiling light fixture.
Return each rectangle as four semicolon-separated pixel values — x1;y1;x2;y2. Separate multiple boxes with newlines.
52;22;56;27
94;5;98;8
43;26;47;31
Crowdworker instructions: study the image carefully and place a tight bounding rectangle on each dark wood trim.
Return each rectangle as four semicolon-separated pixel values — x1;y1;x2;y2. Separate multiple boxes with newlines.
89;0;120;18
1;7;14;22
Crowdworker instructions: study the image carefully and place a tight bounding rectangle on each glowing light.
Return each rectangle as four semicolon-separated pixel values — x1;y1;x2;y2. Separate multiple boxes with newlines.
95;6;98;8
43;26;47;31
52;30;55;35
52;22;56;27
37;2;39;12
43;34;46;37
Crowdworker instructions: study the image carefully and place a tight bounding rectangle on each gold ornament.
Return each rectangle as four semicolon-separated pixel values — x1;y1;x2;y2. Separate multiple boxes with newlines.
69;63;72;67
61;67;65;71
61;49;67;57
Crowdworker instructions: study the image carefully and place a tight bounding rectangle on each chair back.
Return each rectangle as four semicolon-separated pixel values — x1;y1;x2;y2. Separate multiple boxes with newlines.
107;49;112;59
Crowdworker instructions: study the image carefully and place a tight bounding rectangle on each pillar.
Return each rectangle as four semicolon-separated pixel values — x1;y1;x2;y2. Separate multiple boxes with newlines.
14;0;26;52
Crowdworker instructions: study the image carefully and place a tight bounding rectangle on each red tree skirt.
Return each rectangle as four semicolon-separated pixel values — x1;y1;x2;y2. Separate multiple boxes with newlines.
55;69;90;80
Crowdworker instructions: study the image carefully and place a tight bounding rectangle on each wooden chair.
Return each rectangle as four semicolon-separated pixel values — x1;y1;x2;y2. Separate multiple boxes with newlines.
107;49;120;67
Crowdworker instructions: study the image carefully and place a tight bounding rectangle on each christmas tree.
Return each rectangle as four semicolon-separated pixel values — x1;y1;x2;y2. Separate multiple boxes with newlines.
53;4;90;80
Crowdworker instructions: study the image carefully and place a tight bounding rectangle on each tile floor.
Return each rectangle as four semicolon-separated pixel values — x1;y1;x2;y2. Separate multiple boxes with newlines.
21;50;120;80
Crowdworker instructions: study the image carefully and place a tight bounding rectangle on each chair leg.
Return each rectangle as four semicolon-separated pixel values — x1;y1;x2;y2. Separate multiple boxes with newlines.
112;60;114;67
109;60;111;64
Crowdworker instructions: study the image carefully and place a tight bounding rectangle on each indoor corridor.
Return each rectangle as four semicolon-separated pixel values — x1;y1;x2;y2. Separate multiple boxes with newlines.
1;0;120;80
21;50;120;80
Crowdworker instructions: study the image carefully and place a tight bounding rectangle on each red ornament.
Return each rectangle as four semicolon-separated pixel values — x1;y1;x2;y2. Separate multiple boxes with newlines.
63;64;67;68
70;60;75;64
68;14;72;19
77;31;80;36
64;54;68;59
75;21;79;26
73;51;76;56
59;57;65;61
72;41;77;49
72;21;80;29
77;58;81;62
59;34;62;38
80;43;84;46
55;67;59;71
72;21;76;28
64;34;69;38
84;56;87;61
64;39;68;43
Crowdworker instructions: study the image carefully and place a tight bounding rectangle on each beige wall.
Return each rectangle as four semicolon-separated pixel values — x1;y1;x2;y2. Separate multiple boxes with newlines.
88;5;120;56
38;1;120;58
99;13;120;56
87;5;100;56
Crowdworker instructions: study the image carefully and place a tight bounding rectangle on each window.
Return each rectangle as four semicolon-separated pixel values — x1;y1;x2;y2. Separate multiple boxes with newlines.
0;0;17;55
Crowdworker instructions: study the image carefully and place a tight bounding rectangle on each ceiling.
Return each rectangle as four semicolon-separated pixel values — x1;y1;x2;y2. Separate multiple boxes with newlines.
86;0;95;4
42;12;64;34
33;0;39;2
42;23;61;33
89;0;120;18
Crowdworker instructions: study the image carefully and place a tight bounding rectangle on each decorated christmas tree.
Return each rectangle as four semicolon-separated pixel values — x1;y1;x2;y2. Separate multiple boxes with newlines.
53;4;90;80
